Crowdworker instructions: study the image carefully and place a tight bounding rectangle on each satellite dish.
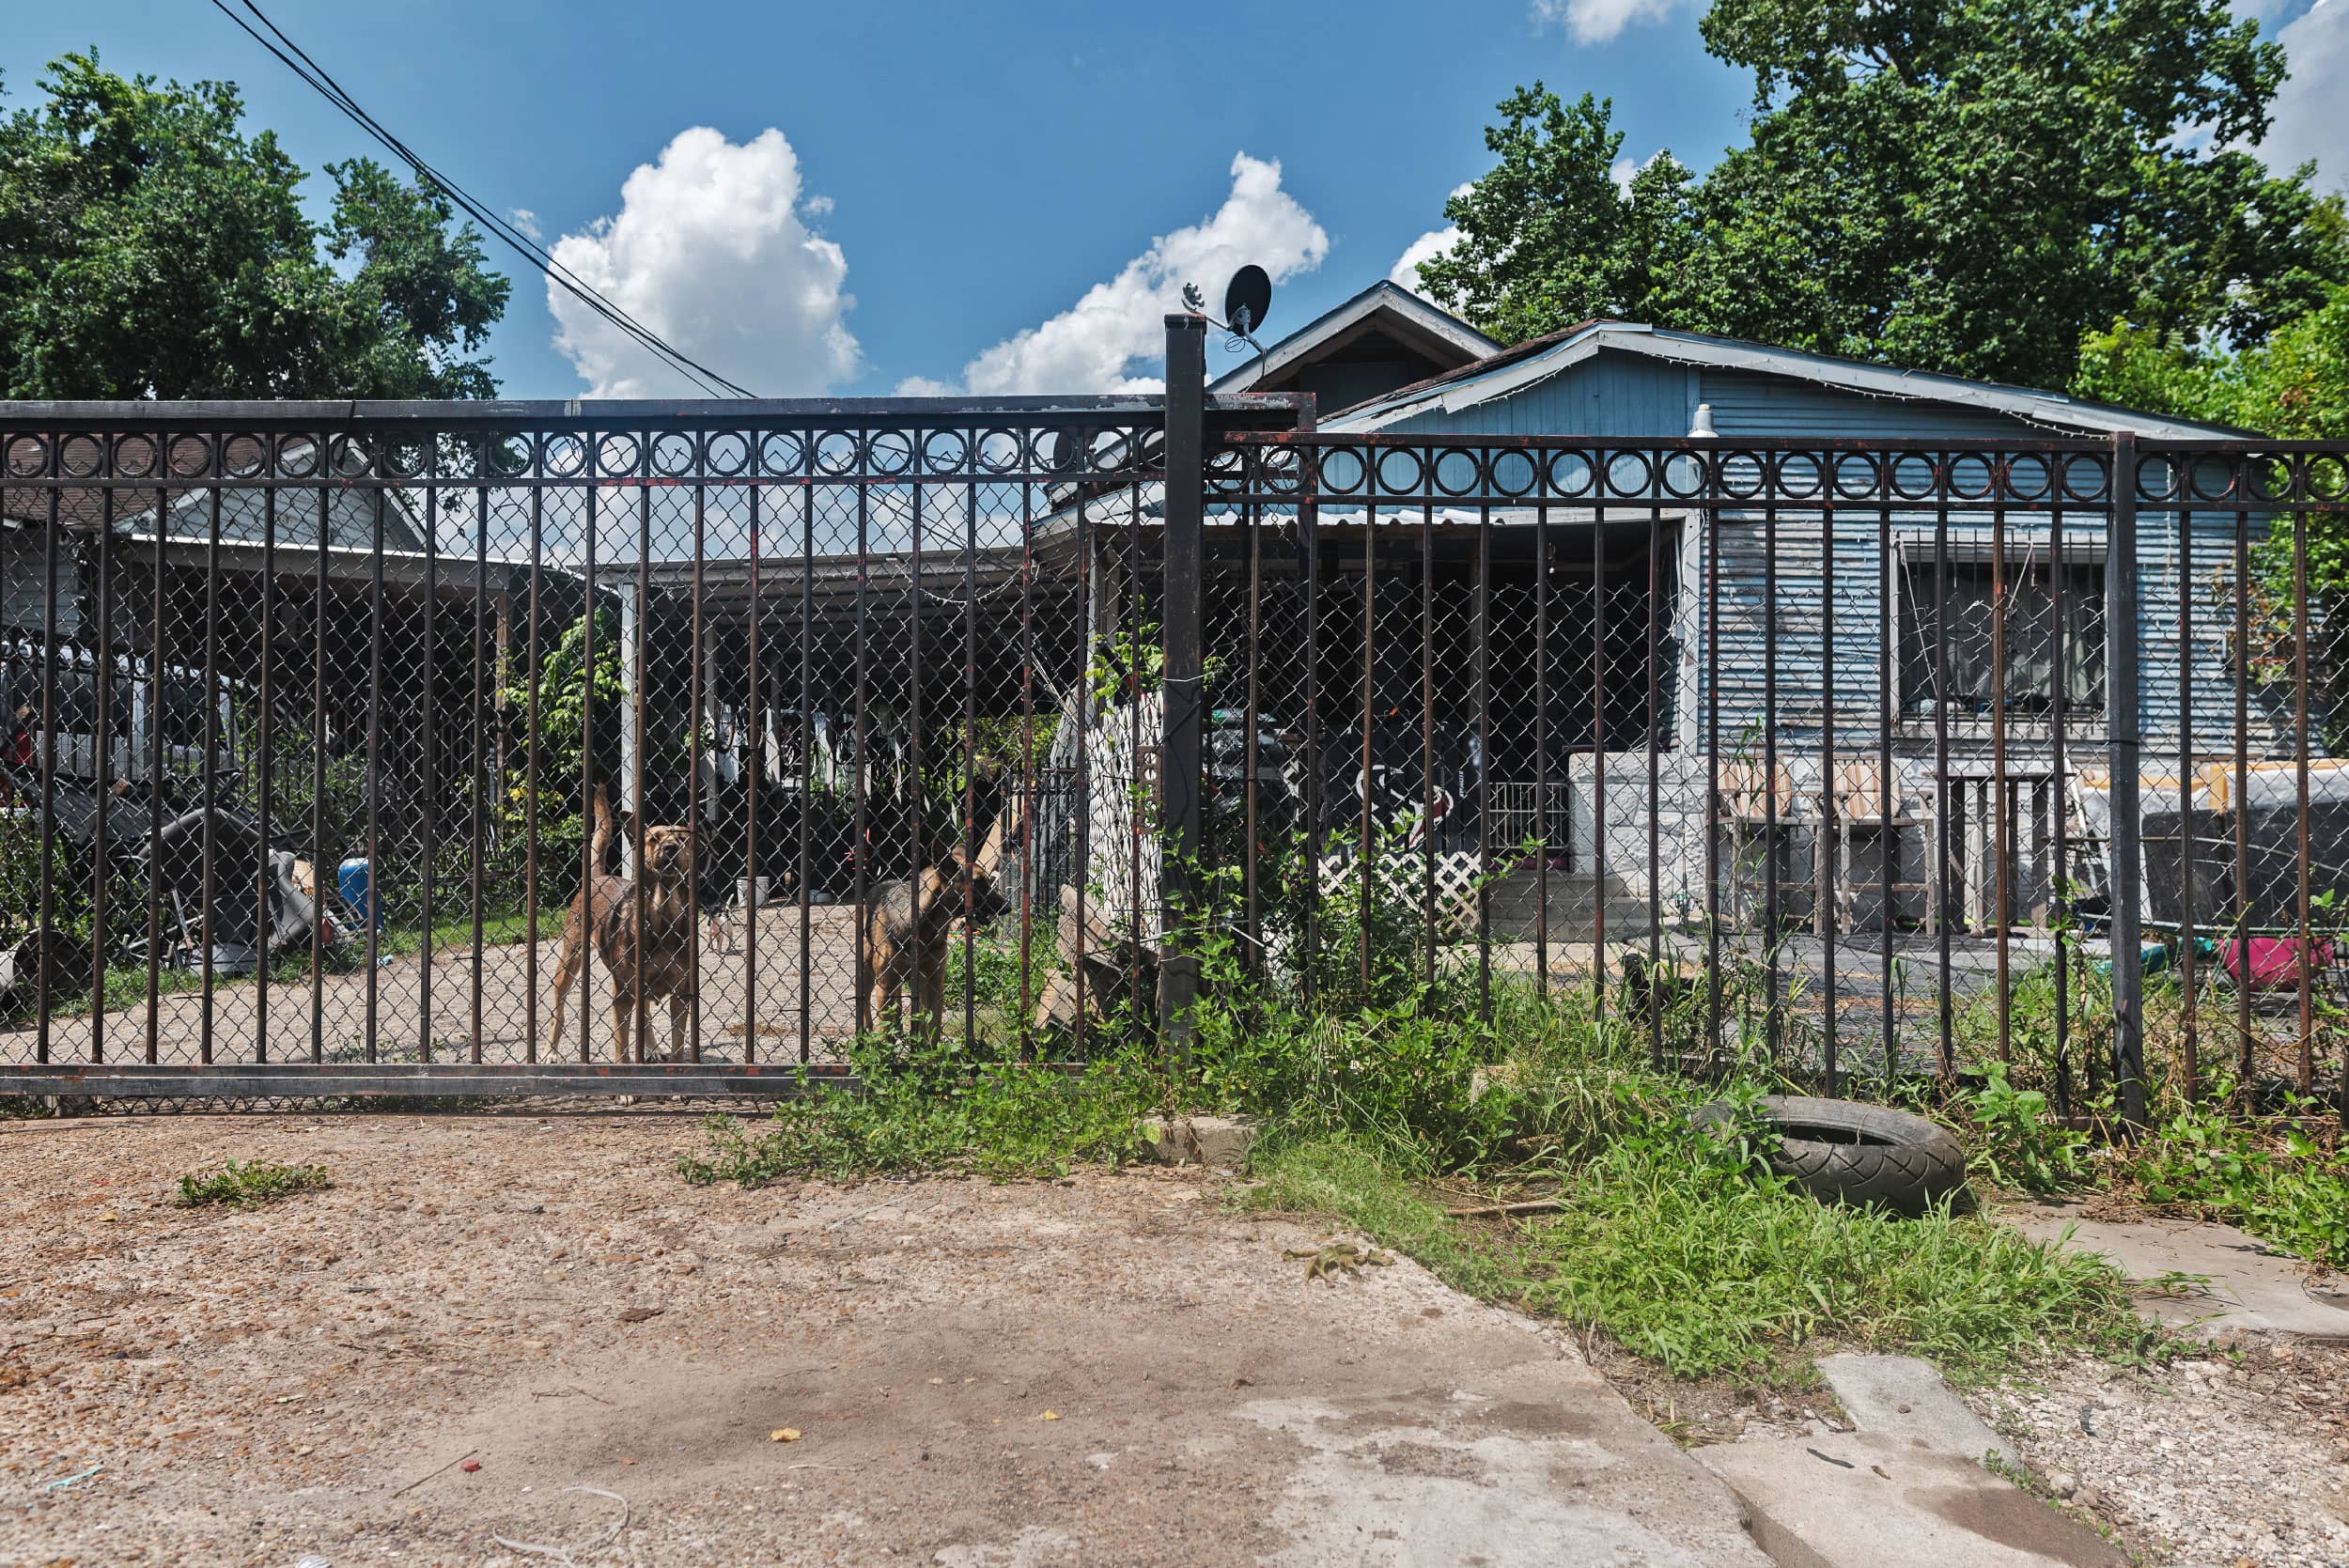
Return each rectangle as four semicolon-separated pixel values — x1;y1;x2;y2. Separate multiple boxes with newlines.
1223;265;1273;338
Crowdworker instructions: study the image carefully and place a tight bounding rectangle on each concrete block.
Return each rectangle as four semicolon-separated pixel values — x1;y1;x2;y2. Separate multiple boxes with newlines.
1143;1114;1255;1170
1817;1353;2015;1467
1699;1430;2126;1568
2015;1203;2349;1343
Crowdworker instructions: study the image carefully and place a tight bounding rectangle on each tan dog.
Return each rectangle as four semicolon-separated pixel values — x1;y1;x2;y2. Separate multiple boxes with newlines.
548;789;700;1063
855;813;1009;1037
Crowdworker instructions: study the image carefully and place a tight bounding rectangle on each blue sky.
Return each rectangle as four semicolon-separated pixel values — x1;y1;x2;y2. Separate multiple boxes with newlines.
4;0;2341;401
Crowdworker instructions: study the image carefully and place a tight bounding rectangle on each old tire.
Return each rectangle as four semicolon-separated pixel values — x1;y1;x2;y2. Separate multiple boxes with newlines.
1690;1094;1967;1218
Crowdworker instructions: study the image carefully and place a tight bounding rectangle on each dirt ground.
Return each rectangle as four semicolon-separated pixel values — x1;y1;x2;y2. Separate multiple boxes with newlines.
0;1110;1765;1568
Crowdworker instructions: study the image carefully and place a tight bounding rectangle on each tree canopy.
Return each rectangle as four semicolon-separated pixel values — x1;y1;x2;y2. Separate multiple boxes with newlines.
1413;0;2349;394
0;52;508;399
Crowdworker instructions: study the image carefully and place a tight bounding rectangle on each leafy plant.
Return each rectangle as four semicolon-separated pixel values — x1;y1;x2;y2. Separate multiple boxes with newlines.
175;1159;332;1209
1962;1063;2093;1195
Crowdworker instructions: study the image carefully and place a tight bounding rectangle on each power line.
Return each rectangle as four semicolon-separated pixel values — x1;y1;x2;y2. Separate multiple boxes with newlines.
207;0;759;399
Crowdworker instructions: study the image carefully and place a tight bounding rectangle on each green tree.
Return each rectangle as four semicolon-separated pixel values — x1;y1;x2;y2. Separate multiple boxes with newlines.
1418;0;2349;392
1412;90;1704;347
0;52;507;399
2074;290;2349;442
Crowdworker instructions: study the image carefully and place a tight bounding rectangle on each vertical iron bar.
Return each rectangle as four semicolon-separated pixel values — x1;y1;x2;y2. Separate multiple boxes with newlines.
471;473;488;1063
144;479;166;1062
418;477;438;1064
2232;504;2252;1109
852;480;869;1035
908;474;926;1040
1704;501;1721;1070
309;481;327;1064
1763;502;1779;1067
631;486;650;1062
2050;501;2071;1117
2178;505;2197;1099
962;478;980;1049
690;477;707;1063
89;488;114;1061
34;482;59;1063
1536;503;1550;996
1126;460;1144;1032
1646;503;1662;1071
1071;477;1092;1053
1243;493;1263;984
1296;398;1320;1012
1477;503;1492;1020
256;480;276;1063
1593;508;1608;1019
1360;478;1376;1000
523;484;543;1064
1934;486;1953;1081
2108;431;2148;1126
577;483;596;1062
1018;474;1036;1048
1879;502;1896;1094
1420;497;1435;992
364;484;384;1063
1822;500;1838;1095
2295;485;2314;1095
792;479;808;1063
199;480;223;1065
1991;497;2009;1068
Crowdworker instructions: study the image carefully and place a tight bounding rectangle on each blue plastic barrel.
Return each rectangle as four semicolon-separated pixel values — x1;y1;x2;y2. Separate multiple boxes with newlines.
337;856;381;929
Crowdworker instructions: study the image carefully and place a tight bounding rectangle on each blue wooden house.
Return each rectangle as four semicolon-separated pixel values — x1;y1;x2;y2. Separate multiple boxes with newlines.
1219;287;2263;935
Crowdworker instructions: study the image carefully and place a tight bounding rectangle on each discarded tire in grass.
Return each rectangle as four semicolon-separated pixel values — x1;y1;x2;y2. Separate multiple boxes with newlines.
1690;1095;1967;1218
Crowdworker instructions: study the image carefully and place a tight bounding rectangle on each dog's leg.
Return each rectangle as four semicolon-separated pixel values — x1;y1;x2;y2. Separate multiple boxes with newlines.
669;991;689;1063
613;998;633;1065
546;914;583;1054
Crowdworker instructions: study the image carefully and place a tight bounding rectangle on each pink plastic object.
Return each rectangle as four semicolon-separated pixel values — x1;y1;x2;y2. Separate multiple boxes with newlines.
2221;936;2334;990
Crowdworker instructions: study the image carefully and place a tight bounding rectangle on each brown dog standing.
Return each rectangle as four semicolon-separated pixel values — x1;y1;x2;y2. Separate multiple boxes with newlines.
547;788;700;1063
855;812;1009;1037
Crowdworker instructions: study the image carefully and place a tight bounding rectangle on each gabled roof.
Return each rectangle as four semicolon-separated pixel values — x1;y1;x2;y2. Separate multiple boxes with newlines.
1330;319;2252;440
1207;281;1501;396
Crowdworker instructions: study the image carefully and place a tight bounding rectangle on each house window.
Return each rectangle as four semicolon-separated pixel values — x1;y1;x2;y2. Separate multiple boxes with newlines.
1897;545;2106;720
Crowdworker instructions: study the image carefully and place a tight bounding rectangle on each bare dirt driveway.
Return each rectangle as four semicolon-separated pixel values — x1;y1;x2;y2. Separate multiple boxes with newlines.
0;1111;1766;1567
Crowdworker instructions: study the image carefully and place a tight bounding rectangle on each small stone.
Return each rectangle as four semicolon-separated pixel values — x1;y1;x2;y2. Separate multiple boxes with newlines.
2050;1471;2078;1498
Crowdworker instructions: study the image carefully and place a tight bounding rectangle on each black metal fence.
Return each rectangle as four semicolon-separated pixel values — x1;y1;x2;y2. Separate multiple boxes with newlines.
3;322;2347;1120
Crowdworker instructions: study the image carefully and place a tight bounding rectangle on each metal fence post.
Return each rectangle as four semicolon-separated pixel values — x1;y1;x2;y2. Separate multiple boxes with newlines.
1159;314;1208;1056
2108;431;2148;1126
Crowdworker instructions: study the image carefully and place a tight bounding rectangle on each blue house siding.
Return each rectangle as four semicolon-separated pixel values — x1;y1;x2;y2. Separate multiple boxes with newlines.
1357;354;2263;761
1683;510;2271;754
1699;370;2027;442
1376;351;1696;441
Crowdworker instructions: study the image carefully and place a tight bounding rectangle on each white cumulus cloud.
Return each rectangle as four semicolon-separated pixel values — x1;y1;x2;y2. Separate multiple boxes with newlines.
508;208;541;241
903;153;1328;396
2265;0;2347;191
1532;0;1681;44
1389;183;1475;295
551;127;859;398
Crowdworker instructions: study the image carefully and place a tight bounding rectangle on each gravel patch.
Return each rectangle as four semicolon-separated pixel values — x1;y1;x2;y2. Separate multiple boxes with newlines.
1967;1343;2349;1566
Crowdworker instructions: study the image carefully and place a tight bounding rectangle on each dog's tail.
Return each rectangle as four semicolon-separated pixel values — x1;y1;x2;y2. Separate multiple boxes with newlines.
588;784;615;871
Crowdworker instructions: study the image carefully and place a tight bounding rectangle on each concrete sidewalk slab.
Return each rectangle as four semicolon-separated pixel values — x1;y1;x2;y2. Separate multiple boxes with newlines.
2016;1203;2349;1343
1818;1352;2015;1467
1700;1430;2128;1568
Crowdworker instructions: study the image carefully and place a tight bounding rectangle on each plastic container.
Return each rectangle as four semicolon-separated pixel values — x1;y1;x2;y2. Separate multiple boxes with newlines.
337;856;382;929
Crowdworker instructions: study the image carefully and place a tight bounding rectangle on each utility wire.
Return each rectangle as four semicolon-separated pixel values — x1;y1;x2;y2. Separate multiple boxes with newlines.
208;0;759;399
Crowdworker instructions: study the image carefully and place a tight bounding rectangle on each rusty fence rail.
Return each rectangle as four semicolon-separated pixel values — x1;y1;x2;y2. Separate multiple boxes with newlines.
3;348;2347;1120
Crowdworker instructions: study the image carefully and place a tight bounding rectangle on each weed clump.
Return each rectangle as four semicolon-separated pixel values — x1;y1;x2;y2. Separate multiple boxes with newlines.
175;1159;332;1209
677;1042;1157;1187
